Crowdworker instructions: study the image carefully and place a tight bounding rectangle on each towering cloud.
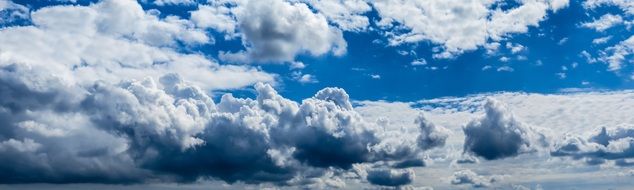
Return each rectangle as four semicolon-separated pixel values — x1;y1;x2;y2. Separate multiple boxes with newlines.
463;99;548;160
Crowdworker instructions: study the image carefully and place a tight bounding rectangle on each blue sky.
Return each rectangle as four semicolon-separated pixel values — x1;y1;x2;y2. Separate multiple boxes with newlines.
1;0;634;189
9;0;633;102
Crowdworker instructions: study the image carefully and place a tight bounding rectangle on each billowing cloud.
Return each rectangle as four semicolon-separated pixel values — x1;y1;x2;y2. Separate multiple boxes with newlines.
371;0;568;58
551;125;634;166
0;0;274;90
192;0;347;63
463;99;548;160
416;113;449;150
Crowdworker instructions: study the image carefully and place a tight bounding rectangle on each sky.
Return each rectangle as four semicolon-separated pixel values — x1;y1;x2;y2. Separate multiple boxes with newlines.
0;0;634;189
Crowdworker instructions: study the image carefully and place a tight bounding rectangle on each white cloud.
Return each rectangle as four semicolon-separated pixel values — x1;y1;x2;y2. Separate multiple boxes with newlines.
372;0;568;58
0;0;274;91
411;58;428;66
303;0;371;31
194;0;347;63
584;0;634;15
450;169;497;188
0;0;28;24
152;0;195;6
497;66;514;72
292;72;319;84
506;42;526;54
592;36;612;44
598;35;634;71
581;13;623;32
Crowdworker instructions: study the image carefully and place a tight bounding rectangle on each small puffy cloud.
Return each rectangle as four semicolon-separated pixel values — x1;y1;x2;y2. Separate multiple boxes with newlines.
411;58;428;66
450;169;497;188
497;66;514;72
592;36;612;44
366;168;415;187
463;99;548;160
581;14;623;32
292;72;319;84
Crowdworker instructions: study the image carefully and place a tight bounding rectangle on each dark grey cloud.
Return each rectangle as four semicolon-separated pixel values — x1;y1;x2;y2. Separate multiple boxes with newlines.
0;67;430;186
366;168;415;187
416;113;449;150
463;99;548;160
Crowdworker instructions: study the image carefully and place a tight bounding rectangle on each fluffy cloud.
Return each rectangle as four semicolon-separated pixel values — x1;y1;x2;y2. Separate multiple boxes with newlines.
416;113;449;150
450;169;498;188
371;0;568;58
583;0;634;73
463;99;548;160
0;65;432;185
584;0;634;15
551;125;634;166
192;0;347;63
0;0;274;91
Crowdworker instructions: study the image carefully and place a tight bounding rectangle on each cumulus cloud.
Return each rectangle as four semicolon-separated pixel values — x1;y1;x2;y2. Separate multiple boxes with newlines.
450;169;498;188
371;0;568;58
551;125;634;166
366;168;415;187
193;0;347;63
416;113;449;150
0;0;274;91
463;99;548;160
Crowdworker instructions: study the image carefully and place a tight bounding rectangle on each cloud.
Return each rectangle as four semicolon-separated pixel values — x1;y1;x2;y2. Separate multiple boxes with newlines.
583;0;634;72
450;169;497;188
416;113;449;150
0;0;274;91
366;168;415;187
194;0;347;63
551;125;634;166
303;0;371;32
598;35;634;71
463;99;548;160
371;0;568;58
584;0;634;15
0;0;29;24
0;62;431;185
581;14;623;32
